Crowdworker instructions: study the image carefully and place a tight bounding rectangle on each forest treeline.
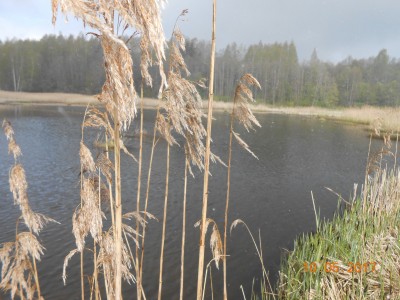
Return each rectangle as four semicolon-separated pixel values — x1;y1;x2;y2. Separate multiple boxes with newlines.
1;34;400;106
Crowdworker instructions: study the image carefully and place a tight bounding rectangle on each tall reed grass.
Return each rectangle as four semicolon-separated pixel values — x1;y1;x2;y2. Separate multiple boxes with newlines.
0;1;262;299
223;74;261;300
1;120;56;300
197;1;217;298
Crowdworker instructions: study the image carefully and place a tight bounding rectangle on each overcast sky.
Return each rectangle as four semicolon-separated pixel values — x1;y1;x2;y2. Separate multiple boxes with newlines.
1;0;400;62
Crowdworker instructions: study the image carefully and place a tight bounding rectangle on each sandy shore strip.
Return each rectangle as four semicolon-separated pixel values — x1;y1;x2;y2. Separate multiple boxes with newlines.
0;90;159;108
1;90;399;132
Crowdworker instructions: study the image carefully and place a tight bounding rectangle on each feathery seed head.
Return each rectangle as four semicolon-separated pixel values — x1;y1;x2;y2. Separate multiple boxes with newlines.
80;141;96;173
2;119;14;140
159;29;209;171
53;0;168;127
156;111;177;146
210;223;223;269
233;73;261;131
16;232;45;262
8;139;22;160
84;107;113;136
9;164;28;206
96;153;114;184
2;120;22;160
21;207;55;234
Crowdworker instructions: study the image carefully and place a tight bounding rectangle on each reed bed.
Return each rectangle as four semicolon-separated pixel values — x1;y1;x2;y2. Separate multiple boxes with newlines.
47;0;259;299
2;1;397;299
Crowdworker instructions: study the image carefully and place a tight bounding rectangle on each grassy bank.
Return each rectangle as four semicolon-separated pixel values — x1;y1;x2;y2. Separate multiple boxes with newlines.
265;166;400;299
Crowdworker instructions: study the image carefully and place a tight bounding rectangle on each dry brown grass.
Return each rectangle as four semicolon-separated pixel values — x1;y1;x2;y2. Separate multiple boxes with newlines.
237;104;400;132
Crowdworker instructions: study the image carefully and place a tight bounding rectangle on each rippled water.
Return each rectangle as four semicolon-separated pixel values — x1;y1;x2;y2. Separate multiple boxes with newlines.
0;106;380;299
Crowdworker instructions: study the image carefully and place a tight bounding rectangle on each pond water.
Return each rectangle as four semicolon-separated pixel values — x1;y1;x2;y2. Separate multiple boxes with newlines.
0;105;382;299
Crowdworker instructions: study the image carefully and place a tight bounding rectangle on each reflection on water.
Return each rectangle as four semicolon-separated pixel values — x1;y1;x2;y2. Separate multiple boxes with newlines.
0;106;382;299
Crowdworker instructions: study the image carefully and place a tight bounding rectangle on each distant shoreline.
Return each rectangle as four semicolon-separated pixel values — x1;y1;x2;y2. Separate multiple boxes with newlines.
0;90;159;108
1;90;399;132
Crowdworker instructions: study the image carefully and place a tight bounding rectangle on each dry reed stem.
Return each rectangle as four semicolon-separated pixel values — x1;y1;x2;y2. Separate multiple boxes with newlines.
30;238;41;300
113;104;123;300
96;228;135;299
135;83;144;300
139;113;159;285
79;108;88;300
231;219;276;299
93;240;99;300
223;74;261;299
93;170;101;300
197;1;217;299
223;110;234;300
201;257;220;300
104;134;116;233
158;142;170;300
179;156;189;300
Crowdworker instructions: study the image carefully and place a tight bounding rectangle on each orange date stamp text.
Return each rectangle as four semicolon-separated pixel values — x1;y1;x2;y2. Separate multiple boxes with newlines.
303;261;377;273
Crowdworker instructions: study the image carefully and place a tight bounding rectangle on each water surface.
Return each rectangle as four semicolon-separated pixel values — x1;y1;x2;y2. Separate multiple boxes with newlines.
0;106;380;299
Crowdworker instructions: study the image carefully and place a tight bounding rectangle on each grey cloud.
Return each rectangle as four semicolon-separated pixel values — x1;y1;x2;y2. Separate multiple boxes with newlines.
2;0;400;62
164;0;400;61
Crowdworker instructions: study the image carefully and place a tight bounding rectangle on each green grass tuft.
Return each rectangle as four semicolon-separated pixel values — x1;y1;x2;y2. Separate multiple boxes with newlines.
277;168;400;299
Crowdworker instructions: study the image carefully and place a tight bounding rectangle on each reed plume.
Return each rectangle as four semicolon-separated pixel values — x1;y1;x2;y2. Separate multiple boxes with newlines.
223;73;261;299
1;119;56;300
195;217;223;300
166;28;207;173
154;13;208;299
194;218;223;270
53;1;167;299
157;9;208;171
